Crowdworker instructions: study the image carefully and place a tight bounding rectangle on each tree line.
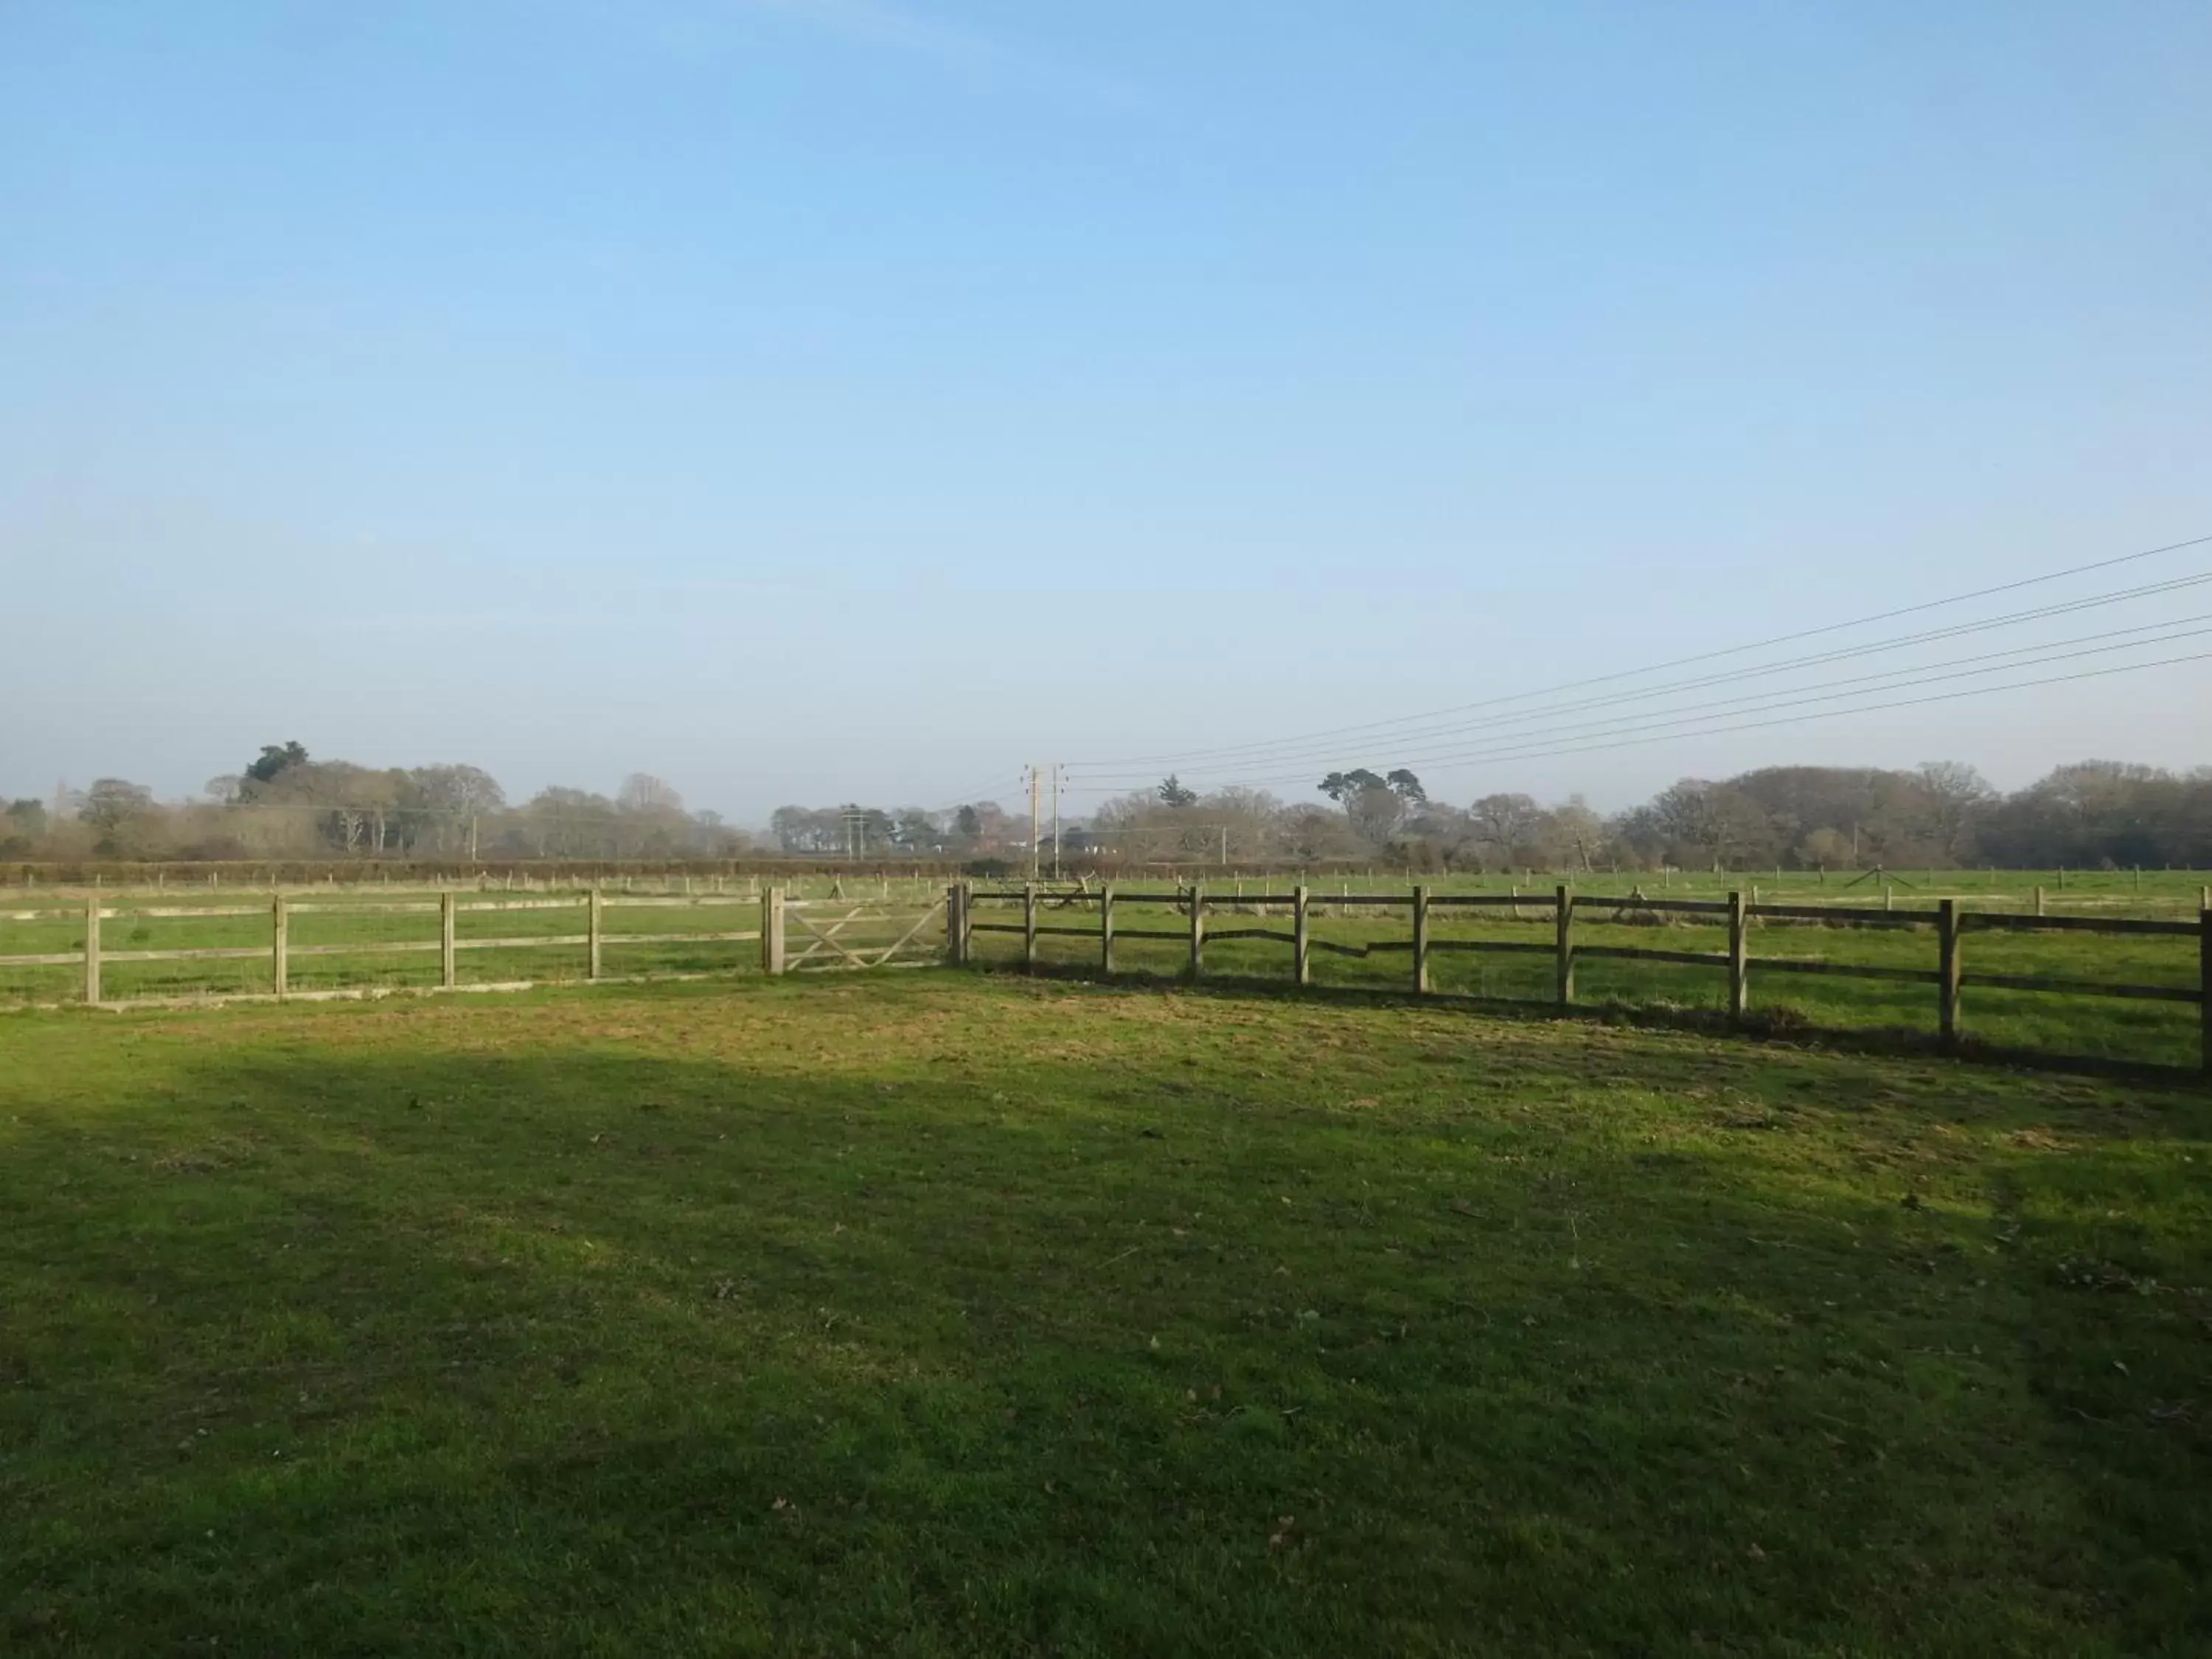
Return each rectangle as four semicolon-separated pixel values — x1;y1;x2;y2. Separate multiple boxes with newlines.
1081;759;2212;872
3;743;749;863
7;744;2208;871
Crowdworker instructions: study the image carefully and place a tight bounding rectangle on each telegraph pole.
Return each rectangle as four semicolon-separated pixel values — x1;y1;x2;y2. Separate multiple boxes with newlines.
1027;766;1041;880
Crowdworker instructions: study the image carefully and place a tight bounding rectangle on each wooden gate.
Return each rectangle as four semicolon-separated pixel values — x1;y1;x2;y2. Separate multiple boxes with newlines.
768;893;950;973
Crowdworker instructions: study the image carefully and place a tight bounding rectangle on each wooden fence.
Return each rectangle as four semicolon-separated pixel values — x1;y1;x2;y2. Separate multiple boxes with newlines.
950;881;2212;1074
15;877;2208;1073
1;891;946;1009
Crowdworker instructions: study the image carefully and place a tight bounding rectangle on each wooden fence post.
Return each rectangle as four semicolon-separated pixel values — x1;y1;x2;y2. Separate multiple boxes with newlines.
1555;885;1574;1007
1938;898;1961;1053
1188;881;1205;979
1412;883;1430;993
440;891;457;990
588;886;603;981
2034;885;2045;917
83;893;101;1006
959;880;974;964
1728;889;1747;1020
273;893;288;999
2199;905;2211;1077
944;884;964;964
1293;884;1310;986
1100;883;1116;975
1023;882;1039;972
762;888;786;975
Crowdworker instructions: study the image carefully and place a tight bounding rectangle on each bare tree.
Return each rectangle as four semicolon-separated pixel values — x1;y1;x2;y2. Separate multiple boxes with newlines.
79;779;155;853
1914;761;1994;862
1470;793;1544;865
619;773;685;815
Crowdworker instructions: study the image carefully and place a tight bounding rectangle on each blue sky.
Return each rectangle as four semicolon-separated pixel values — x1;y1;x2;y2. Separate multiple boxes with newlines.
3;1;2208;821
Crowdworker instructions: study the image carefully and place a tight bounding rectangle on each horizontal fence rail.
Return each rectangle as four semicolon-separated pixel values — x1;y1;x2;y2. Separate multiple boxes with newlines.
10;874;2210;1074
0;888;950;1009
950;880;2212;1075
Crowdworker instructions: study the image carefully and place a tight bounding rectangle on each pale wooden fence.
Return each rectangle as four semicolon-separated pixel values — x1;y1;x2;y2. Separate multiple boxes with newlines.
16;877;2208;1073
1;890;946;1009
950;881;2212;1074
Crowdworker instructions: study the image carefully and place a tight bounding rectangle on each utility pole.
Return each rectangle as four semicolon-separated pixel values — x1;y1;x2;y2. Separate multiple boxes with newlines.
1027;766;1041;880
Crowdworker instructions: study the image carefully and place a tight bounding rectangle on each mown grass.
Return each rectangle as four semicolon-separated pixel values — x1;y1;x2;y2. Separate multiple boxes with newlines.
2;973;2208;1655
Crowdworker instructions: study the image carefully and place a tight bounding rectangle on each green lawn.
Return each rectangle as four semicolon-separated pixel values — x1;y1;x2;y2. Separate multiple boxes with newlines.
2;974;2208;1655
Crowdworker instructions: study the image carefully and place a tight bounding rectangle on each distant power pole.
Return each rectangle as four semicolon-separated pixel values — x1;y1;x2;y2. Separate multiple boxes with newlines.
1027;767;1041;880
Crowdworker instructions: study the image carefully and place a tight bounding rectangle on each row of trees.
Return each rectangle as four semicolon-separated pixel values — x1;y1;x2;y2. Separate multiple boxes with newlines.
765;802;1023;858
1;744;1048;868
3;743;751;863
8;743;2209;870
1613;761;2212;872
1083;759;2212;872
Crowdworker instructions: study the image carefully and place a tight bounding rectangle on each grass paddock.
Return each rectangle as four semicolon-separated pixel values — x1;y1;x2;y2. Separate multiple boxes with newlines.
2;974;2207;1655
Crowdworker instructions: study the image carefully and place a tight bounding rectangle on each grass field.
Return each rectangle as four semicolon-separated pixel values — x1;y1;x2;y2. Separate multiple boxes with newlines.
3;871;2206;1073
973;892;2209;1072
0;882;877;1004
3;973;2208;1655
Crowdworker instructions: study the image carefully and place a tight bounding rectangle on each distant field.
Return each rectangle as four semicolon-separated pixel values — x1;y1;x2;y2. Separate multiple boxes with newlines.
3;974;2205;1655
1139;866;2212;915
0;875;891;1004
3;870;2205;1072
972;888;2208;1073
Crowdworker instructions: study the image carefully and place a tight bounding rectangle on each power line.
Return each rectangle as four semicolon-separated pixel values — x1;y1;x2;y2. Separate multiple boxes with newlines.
1245;622;2212;780
1071;568;2212;780
1064;645;2212;793
924;770;1032;812
1071;613;2212;787
1065;530;2212;772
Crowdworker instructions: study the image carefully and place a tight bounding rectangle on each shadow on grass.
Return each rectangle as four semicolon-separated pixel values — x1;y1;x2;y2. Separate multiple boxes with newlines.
2;1002;2207;1655
979;957;2212;1091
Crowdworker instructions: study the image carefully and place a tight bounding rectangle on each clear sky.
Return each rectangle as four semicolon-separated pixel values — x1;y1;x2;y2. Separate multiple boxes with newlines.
4;1;2208;822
